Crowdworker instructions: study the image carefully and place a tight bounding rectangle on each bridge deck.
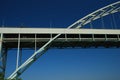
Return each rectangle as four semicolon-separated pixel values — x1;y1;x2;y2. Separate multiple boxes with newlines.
0;28;120;48
0;28;120;34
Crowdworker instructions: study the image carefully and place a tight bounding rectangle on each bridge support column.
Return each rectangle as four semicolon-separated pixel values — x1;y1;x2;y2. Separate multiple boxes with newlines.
0;33;8;80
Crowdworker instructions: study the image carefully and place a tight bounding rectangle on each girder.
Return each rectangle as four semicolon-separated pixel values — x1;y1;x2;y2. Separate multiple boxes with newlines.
0;28;120;34
2;29;120;48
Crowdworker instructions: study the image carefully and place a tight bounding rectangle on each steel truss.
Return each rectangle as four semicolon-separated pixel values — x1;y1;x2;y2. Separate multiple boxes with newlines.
68;1;120;28
6;1;120;79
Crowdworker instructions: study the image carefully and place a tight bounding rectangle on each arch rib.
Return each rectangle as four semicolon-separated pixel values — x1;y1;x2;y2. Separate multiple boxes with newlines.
68;1;120;29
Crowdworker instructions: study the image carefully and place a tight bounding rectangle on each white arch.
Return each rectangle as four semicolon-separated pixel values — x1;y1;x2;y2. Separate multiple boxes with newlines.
7;1;120;79
68;1;120;29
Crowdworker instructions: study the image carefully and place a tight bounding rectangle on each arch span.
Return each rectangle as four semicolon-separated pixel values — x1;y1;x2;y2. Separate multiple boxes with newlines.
68;1;120;29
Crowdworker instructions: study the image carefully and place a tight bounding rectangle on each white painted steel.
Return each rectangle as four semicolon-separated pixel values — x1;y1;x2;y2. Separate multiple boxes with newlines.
0;33;3;61
0;28;120;34
67;1;120;28
16;34;20;69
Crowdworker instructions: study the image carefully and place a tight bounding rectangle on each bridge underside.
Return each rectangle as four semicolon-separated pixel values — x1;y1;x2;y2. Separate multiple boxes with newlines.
0;28;119;49
3;35;120;48
4;41;120;49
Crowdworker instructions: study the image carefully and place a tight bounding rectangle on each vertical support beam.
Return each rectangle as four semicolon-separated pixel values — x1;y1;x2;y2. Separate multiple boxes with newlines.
35;34;37;52
1;48;7;79
0;33;8;79
16;33;20;80
0;33;3;58
16;33;20;68
92;34;95;41
117;34;120;48
65;34;67;41
79;34;81;41
50;34;52;39
50;21;52;40
34;34;37;60
112;13;117;29
0;33;3;79
101;16;105;29
105;34;107;41
90;20;93;29
118;34;120;41
90;20;95;42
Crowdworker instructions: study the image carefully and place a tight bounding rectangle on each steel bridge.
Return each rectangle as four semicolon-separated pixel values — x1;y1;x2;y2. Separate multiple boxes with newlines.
0;1;120;80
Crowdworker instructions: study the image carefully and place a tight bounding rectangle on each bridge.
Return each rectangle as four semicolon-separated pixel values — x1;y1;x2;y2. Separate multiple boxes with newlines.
0;1;120;80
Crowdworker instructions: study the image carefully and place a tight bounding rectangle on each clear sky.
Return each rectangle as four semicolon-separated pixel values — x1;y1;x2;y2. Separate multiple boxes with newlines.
0;0;120;80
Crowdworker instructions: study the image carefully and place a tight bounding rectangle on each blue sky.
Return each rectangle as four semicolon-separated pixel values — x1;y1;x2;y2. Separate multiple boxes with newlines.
0;0;120;80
